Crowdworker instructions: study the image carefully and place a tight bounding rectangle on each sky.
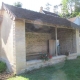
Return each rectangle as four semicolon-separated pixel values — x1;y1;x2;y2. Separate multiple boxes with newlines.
0;0;62;12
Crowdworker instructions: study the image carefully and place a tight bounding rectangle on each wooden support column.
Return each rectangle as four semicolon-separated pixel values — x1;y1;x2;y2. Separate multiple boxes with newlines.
55;27;58;56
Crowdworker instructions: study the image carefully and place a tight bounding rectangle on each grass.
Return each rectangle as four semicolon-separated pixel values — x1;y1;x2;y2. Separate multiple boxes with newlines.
8;57;80;80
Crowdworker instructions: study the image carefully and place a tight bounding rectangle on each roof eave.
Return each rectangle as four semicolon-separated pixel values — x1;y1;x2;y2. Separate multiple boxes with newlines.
71;22;80;29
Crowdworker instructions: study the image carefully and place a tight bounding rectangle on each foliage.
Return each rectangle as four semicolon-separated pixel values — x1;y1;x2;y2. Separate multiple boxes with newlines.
62;0;69;14
40;53;52;61
53;5;58;14
14;2;22;8
65;52;70;56
77;12;80;17
0;61;6;73
8;57;80;80
61;13;71;18
70;12;79;17
61;0;80;18
40;53;49;61
45;3;51;11
74;0;80;12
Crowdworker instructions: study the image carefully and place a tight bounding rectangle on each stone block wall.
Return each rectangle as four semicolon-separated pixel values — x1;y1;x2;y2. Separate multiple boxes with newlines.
51;28;77;54
26;28;77;59
15;20;26;74
57;28;76;54
26;55;66;71
26;32;51;60
26;32;51;54
0;11;14;72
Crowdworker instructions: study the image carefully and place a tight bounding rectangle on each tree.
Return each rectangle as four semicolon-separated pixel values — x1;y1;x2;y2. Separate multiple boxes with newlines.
62;0;69;14
53;4;62;14
53;5;58;14
61;0;80;18
74;0;80;12
14;2;22;8
45;3;51;11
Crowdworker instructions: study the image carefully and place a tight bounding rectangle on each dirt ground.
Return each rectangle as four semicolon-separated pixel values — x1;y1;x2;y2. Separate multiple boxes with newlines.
0;72;14;80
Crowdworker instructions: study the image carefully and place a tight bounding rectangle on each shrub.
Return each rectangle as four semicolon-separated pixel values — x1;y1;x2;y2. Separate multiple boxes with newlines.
40;53;49;61
0;61;7;73
65;52;70;56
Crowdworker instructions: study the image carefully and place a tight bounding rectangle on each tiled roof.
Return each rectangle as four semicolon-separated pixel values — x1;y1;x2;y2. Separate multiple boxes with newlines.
43;10;60;17
2;3;80;29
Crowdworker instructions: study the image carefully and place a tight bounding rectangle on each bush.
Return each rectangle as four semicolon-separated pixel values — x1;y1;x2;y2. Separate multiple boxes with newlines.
40;53;49;61
0;61;6;73
65;52;70;56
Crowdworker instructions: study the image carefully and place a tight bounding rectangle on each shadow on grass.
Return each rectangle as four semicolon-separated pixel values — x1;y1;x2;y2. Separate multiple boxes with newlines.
9;62;68;80
21;66;68;80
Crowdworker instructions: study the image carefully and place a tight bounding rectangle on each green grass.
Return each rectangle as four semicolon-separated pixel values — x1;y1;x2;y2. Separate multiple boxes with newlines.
8;57;80;80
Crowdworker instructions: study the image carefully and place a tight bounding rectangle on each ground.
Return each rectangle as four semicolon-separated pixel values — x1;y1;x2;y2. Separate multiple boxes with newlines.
8;57;80;80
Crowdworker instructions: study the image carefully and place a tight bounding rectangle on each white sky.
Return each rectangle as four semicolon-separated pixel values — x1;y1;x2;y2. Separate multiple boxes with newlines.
0;0;62;12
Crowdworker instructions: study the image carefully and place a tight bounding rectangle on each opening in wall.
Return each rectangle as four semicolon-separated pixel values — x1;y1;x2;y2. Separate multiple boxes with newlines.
26;32;51;61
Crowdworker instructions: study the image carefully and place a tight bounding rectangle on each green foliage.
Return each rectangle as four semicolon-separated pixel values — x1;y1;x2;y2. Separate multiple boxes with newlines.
61;0;80;18
14;2;22;8
65;52;69;56
40;53;49;61
70;12;79;18
77;12;80;17
0;61;6;73
45;3;51;11
62;0;69;14
75;0;80;12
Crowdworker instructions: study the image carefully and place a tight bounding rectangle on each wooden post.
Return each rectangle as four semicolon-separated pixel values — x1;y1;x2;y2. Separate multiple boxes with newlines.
55;27;58;56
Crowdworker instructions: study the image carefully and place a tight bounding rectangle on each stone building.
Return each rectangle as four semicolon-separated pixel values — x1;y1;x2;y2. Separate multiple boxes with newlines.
0;3;80;74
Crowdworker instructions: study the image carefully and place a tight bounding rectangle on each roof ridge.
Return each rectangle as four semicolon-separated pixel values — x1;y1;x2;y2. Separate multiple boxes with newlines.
2;2;44;15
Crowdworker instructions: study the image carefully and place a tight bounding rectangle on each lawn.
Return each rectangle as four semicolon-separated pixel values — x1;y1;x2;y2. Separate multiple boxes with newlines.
8;57;80;80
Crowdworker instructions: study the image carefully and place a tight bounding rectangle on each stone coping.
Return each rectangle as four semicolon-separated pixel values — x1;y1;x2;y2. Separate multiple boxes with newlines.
26;55;66;65
26;54;78;71
67;53;78;60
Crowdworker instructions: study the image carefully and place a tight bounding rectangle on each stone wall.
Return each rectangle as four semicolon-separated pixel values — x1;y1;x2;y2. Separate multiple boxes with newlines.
26;32;51;60
57;28;76;54
26;32;51;53
51;28;77;54
26;28;77;59
0;11;14;72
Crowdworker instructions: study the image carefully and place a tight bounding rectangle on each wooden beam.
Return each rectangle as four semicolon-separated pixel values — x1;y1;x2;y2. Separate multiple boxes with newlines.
25;19;56;27
25;19;73;29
